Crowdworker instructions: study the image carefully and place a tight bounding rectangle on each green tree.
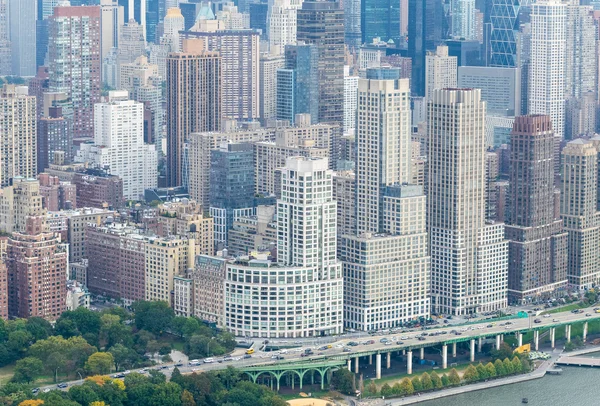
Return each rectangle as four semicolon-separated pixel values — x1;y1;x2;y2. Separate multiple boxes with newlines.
521;357;531;372
171;367;185;387
380;383;393;397
441;374;450;387
391;382;402;395
109;343;136;371
29;336;71;382
503;358;514;375
68;384;100;406
476;363;488;379
181;389;196;406
149;382;182;406
148;370;167;385
399;378;414;395
57;308;102;337
132;301;174;335
494;359;506;376
512;356;522;373
411;376;422;391
100;314;132;348
490;342;514;361
85;352;114;375
182;318;201;338
366;380;378;396
463;365;479;383
218;366;240;390
430;371;442;389
448;368;461;385
12;357;43;383
330;368;354;395
25;317;53;341
7;330;33;357
420;372;433;390
485;362;497;378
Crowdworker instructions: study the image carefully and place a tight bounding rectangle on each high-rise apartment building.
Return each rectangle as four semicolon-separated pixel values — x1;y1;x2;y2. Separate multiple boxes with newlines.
343;66;358;134
0;86;37;188
528;0;566;139
155;200;214;256
48;5;101;139
505;115;568;303
561;139;600;288
451;0;475;40
0;177;45;235
166;40;221;187
565;4;596;100
425;46;458;101
296;0;344;125
76;91;157;200
224;157;344;337
268;0;302;52
428;89;508;315
9;0;36;76
260;52;285;123
37;107;72;173
184;22;260;122
0;0;10;76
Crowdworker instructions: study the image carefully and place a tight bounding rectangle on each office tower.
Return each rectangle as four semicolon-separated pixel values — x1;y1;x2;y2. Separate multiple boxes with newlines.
517;22;530;115
209;143;255;246
166;41;221;187
458;66;521;116
528;0;566;139
446;38;483;66
155;200;214;256
76;91;157;200
268;0;301;52
9;0;36;76
260;52;285;123
343;66;358;134
48;5;101;139
489;0;531;67
425;45;458;101
344;0;361;48
505;115;568;303
428;88;508;315
0;86;37;188
0;0;10;75
100;0;125;63
184;22;260;121
409;0;445;96
119;19;147;61
0;178;45;235
188;126;276;208
277;43;319;124
296;0;344;125
452;0;476;40
37;107;72;172
216;2;250;29
355;69;411;234
119;0;147;39
146;0;160;42
163;7;185;51
7;230;67;320
340;68;430;331
361;0;400;45
249;1;269;38
561;139;600;288
223;157;343;337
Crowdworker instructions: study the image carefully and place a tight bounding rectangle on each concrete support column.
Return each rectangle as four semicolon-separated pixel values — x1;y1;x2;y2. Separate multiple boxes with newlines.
478;337;482;353
496;335;501;350
386;352;391;369
584;322;588;342
354;357;359;374
452;342;457;357
402;349;406;355
369;354;373;365
551;327;555;349
442;344;448;369
518;333;523;347
407;350;413;375
567;325;571;343
347;359;351;371
376;353;382;379
534;330;539;351
470;339;475;362
420;348;425;360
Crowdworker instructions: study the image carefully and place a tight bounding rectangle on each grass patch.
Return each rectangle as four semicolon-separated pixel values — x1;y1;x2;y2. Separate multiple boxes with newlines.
373;361;473;386
0;364;14;386
542;303;585;315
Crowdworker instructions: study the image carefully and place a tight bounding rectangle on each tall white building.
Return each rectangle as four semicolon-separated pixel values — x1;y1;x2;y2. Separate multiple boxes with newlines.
428;88;508;315
343;65;358;133
224;157;344;337
340;68;430;331
9;0;36;76
163;7;185;52
100;0;124;63
451;0;475;40
565;3;596;100
267;0;302;53
260;52;285;123
528;0;566;138
75;91;157;200
425;45;457;101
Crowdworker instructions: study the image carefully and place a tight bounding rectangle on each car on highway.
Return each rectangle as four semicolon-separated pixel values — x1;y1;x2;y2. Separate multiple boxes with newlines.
553;318;559;322
203;358;214;363
343;347;352;352
534;319;542;323
57;383;68;389
543;314;551;318
244;354;252;359
418;336;426;341
348;341;359;346
396;341;404;345
586;313;592;317
380;338;389;343
31;388;39;394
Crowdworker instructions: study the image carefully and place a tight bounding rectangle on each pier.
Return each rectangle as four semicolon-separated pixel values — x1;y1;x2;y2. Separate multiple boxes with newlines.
556;356;600;368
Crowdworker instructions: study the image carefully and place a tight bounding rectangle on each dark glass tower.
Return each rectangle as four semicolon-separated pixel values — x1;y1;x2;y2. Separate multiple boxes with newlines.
361;0;400;45
489;0;531;67
408;0;444;97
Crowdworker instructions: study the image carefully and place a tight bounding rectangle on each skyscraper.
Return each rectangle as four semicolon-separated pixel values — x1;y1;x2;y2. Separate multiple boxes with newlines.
344;0;361;48
340;67;430;331
428;88;508;315
0;0;10;76
166;40;221;187
37;107;72;173
100;0;125;63
489;0;531;67
361;0;400;45
48;5;101;139
425;45;458;101
408;0;445;96
451;0;476;40
0;86;37;188
9;0;36;76
297;0;344;125
259;52;285;123
267;0;302;53
527;0;566;139
163;7;185;52
505;115;568;303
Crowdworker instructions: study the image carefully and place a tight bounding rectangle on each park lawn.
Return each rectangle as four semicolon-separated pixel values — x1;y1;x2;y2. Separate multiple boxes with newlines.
158;334;186;352
0;364;14;385
278;389;332;401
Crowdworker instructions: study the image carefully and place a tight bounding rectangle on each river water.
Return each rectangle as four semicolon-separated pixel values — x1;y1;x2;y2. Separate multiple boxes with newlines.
418;366;600;406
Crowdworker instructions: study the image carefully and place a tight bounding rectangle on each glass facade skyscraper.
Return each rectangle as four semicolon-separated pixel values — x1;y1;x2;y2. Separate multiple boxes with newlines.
489;0;531;67
361;0;400;45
